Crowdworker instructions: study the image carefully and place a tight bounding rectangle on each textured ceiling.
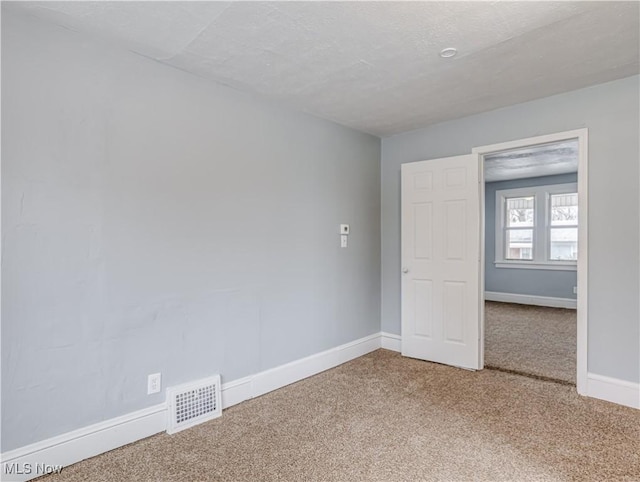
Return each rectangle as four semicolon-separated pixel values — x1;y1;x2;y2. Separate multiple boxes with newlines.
484;141;578;183
6;1;640;136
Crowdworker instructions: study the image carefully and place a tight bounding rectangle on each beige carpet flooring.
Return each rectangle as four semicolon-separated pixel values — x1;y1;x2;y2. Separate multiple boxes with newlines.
41;349;640;482
485;301;577;384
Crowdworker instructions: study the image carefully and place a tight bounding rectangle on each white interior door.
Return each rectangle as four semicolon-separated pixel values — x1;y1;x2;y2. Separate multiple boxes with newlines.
401;155;480;370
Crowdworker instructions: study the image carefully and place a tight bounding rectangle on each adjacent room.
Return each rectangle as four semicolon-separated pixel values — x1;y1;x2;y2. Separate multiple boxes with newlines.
483;140;579;385
2;2;639;481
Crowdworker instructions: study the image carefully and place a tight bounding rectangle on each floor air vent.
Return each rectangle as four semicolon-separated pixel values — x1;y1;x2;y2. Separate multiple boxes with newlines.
166;375;221;434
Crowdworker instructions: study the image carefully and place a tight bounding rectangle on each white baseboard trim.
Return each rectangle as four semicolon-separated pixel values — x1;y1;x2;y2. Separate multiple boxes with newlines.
7;333;636;481
1;332;382;481
223;332;381;403
380;332;401;352
586;373;640;409
0;404;167;481
485;291;577;309
221;375;253;409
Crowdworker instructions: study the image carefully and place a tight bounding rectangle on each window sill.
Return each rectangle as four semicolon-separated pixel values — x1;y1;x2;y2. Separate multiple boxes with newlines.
494;261;577;271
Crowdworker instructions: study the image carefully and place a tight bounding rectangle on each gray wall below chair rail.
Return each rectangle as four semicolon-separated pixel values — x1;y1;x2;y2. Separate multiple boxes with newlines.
485;174;578;299
381;75;640;384
1;12;381;452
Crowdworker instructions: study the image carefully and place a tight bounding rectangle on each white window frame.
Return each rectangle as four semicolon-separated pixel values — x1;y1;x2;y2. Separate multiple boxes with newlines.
495;182;577;271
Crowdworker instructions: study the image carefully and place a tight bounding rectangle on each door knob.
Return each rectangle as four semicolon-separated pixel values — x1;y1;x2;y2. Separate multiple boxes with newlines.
402;268;409;273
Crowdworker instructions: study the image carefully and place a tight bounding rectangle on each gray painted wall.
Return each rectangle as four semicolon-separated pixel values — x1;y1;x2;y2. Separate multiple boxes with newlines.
1;12;381;451
485;173;578;299
382;75;640;384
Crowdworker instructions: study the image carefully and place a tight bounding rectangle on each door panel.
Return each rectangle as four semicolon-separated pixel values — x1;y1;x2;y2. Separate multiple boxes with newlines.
413;279;433;338
444;200;466;260
401;155;480;369
414;203;433;259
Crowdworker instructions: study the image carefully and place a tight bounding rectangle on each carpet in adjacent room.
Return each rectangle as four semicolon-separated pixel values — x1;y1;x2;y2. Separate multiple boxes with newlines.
484;301;576;384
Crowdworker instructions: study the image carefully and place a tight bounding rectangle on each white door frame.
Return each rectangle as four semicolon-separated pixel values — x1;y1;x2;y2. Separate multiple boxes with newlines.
472;128;588;395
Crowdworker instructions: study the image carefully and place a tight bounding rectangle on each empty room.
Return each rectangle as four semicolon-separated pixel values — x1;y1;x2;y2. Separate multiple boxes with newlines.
2;2;639;481
483;140;580;385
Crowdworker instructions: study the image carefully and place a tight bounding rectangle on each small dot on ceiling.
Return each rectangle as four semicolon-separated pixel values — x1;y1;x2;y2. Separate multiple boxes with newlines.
439;47;457;58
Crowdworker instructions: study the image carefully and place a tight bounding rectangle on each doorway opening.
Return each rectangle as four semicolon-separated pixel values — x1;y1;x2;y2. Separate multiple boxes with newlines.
473;130;588;394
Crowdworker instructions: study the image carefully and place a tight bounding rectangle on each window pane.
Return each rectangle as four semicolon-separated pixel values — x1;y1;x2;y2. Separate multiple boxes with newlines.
551;193;578;226
550;227;578;260
506;229;533;260
506;196;534;227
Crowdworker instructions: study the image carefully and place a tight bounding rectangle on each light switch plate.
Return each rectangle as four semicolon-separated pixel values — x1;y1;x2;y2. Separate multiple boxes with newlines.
340;235;348;248
340;224;350;235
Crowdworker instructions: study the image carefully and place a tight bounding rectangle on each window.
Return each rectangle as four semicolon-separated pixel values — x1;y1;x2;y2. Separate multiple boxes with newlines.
549;193;578;261
504;196;534;260
495;183;577;270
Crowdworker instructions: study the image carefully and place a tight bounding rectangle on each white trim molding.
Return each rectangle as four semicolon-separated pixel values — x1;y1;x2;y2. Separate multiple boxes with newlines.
1;332;382;481
380;332;401;352
485;291;577;309
7;329;636;482
494;261;576;271
0;404;167;482
224;332;381;402
586;373;640;409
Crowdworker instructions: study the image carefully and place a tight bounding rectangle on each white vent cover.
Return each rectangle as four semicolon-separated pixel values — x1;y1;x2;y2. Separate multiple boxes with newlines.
166;375;221;434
